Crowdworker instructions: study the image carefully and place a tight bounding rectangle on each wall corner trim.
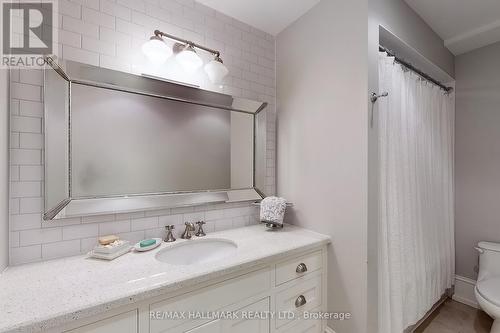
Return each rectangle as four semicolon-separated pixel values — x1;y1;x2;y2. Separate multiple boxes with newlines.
453;275;479;309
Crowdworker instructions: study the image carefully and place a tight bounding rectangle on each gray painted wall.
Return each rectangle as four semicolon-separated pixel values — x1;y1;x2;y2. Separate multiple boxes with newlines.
277;0;368;332
0;69;8;272
455;41;500;280
367;0;455;330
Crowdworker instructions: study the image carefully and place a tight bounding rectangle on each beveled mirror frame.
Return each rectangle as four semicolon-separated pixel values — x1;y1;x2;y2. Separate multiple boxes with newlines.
43;57;268;220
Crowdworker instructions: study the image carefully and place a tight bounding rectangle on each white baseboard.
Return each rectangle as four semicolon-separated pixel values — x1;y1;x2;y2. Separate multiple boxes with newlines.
453;275;479;309
325;327;336;333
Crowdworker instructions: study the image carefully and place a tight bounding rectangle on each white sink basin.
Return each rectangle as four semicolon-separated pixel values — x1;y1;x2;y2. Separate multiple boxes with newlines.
155;239;237;266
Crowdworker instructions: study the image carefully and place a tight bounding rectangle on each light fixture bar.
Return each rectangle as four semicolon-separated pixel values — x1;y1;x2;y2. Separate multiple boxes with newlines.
154;30;221;57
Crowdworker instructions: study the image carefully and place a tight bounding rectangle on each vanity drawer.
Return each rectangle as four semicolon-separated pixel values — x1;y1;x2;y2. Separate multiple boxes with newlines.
275;274;322;329
275;251;322;286
64;310;138;333
150;268;271;333
280;319;322;333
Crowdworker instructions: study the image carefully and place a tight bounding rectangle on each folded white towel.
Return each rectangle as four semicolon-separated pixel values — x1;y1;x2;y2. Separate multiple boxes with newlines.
260;196;287;225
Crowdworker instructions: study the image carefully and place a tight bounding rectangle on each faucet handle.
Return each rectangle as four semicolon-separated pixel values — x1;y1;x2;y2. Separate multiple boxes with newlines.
181;222;195;239
195;221;206;237
164;225;176;242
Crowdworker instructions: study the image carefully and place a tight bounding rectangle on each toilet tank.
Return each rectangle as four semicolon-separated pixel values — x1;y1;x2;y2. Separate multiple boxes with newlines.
477;241;500;281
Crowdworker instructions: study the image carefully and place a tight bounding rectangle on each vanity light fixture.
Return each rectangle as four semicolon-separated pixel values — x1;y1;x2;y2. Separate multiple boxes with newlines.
142;30;229;83
204;55;229;84
176;43;203;73
141;35;172;65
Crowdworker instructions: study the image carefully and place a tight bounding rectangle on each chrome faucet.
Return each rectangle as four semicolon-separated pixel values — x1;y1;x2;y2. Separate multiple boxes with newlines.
181;222;196;239
195;221;206;237
164;225;176;242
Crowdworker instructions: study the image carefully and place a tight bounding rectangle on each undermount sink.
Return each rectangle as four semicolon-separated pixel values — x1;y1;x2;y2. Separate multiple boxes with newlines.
155;239;237;266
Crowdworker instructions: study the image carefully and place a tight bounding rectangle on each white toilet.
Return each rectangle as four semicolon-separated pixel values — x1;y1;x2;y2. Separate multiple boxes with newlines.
475;242;500;333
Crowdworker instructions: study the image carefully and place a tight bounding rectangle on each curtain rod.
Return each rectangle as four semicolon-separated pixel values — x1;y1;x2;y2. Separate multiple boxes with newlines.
379;46;453;93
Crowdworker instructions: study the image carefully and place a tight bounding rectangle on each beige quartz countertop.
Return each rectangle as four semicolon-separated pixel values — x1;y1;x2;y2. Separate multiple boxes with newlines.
0;224;330;333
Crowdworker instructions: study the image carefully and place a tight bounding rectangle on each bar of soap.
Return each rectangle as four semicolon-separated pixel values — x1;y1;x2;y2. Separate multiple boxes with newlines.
140;239;156;248
98;235;119;245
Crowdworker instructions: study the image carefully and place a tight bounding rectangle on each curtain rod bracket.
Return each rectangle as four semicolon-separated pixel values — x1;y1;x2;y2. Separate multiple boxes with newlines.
370;92;388;103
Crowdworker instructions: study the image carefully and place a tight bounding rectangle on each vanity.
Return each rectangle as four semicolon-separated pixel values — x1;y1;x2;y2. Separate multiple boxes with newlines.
1;58;331;332
0;225;330;333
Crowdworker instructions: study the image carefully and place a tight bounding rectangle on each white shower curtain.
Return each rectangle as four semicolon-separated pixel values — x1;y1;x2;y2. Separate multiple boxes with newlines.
377;52;455;333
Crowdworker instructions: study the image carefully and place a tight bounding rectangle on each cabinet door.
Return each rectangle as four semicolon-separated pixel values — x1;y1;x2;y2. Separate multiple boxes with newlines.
222;298;270;333
64;310;138;333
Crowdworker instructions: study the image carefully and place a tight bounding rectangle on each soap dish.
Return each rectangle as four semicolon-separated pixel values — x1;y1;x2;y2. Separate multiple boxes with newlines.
134;238;162;252
89;246;131;260
93;240;130;255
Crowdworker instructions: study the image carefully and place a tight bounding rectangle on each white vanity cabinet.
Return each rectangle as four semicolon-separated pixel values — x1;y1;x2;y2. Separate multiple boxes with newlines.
56;246;327;333
183;298;270;333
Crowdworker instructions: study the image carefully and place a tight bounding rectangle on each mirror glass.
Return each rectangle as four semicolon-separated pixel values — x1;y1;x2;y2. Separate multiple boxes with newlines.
44;65;70;215
43;58;267;220
71;84;254;198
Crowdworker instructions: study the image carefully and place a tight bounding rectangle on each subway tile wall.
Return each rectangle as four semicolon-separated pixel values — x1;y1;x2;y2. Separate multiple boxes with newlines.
9;0;276;265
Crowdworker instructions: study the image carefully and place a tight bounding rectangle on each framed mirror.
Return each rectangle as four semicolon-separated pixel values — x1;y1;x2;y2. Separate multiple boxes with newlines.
43;57;268;220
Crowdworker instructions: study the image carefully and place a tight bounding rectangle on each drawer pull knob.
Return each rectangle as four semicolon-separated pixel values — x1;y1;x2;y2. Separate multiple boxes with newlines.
296;263;308;273
295;295;307;308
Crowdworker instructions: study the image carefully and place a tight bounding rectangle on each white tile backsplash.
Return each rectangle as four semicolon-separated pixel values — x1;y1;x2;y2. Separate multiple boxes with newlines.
19;165;43;181
10;214;42;231
19;100;43;118
82;7;116;29
62;45;100;65
62;224;99;240
59;29;82;48
60;0;82;18
9;0;276;265
20;228;62;246
81;36;116;56
19;70;44;86
10;149;41;166
101;0;131;21
10;245;41;265
9;133;19;149
10;182;41;198
214;218;233;232
10;116;42;133
97;220;131;235
42;240;81;260
62;16;100;37
19;197;43;214
10;83;42;102
19;133;44;149
131;217;159;231
158;214;183;226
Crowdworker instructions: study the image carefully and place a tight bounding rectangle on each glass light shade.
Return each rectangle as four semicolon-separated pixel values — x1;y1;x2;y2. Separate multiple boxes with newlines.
142;37;172;65
204;58;229;84
176;45;203;73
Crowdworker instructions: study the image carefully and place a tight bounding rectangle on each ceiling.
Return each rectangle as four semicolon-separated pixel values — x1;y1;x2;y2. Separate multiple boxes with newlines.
195;0;321;36
405;0;500;55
